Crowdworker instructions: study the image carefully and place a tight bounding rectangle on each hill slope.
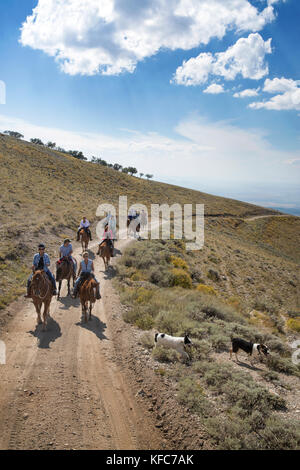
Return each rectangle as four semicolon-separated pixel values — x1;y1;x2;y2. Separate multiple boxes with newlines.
0;132;299;314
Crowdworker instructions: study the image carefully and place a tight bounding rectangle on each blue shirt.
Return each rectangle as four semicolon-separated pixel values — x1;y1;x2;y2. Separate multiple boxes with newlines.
33;253;51;271
81;259;93;273
60;244;73;257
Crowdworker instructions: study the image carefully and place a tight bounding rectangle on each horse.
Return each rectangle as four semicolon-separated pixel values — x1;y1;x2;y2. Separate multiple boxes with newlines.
56;257;76;300
79;274;97;323
127;217;141;239
79;228;89;252
97;239;113;270
30;270;53;331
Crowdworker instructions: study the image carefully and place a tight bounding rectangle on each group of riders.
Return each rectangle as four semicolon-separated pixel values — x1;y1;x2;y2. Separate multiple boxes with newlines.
25;216;111;301
24;210;146;302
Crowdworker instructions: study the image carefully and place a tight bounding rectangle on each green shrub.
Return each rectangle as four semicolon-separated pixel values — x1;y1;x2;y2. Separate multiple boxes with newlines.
211;334;229;352
170;268;193;289
152;345;179;363
140;332;155;349
170;255;188;270
250;416;300;450
267;355;299;376
223;381;286;415
196;284;217;295
286;317;300;333
135;313;155;330
177;377;212;416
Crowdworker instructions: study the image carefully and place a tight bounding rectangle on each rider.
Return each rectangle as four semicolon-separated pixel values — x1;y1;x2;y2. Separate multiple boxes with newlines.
99;224;114;256
59;238;77;275
72;252;101;299
24;243;57;298
77;216;92;241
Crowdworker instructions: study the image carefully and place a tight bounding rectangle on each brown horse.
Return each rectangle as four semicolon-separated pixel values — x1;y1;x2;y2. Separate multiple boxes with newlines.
30;270;53;331
79;274;97;322
97;239;113;270
79;228;89;252
56;257;76;300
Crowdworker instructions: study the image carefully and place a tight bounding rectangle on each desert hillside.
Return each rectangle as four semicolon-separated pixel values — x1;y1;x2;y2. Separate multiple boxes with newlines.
0;132;289;313
0;133;299;450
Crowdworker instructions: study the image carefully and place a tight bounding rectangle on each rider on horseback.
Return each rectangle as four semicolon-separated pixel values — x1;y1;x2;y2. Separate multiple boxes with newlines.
76;216;92;241
24;243;57;298
99;224;114;256
72;252;101;299
59;238;77;275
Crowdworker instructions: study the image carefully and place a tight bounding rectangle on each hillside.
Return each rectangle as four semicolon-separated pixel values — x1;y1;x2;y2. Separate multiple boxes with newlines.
0;132;289;313
0;133;299;450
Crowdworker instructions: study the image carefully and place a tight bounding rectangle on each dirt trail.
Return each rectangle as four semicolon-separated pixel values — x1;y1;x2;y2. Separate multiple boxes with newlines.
0;235;164;450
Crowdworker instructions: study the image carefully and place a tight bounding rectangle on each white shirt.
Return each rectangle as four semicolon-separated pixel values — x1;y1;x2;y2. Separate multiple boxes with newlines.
80;219;90;228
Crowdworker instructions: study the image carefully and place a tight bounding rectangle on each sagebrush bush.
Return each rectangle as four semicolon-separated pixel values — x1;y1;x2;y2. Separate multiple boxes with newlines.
152;345;179;363
286;317;300;333
140;332;155;350
170;268;193;289
177;377;212;416
196;284;217;295
267;354;299;376
170;255;188;270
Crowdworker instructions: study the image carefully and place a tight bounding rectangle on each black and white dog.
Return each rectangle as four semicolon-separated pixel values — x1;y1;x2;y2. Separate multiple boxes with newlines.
230;337;270;362
155;333;192;361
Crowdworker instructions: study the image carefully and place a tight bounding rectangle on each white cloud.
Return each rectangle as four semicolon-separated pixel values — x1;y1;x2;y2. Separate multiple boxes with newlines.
203;83;224;94
249;77;300;110
20;0;278;76
0;113;298;186
233;88;259;98
173;33;272;86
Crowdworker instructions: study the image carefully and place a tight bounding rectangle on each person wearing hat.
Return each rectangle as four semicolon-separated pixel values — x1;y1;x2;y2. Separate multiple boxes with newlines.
76;216;92;241
72;251;101;299
59;238;77;276
24;243;57;298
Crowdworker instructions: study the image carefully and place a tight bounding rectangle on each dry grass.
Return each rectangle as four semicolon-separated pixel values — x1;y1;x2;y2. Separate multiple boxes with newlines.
116;237;300;450
0;133;282;311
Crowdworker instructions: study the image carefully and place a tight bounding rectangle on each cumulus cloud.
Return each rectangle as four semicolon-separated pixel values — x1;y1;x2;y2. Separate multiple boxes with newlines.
249;77;300;110
20;0;278;76
233;88;259;98
203;83;224;94
173;33;272;86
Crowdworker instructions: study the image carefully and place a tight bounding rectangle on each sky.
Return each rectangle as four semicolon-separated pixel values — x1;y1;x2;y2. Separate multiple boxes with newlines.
0;0;299;213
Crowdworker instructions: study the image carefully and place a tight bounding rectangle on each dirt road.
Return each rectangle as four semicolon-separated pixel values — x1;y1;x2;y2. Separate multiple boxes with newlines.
0;235;164;450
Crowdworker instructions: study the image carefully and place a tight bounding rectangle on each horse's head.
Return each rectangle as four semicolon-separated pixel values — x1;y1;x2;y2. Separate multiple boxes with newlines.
56;258;71;281
31;270;45;295
32;269;44;283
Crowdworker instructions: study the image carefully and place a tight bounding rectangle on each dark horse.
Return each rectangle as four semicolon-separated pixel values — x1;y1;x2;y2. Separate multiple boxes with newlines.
30;270;53;331
56;257;76;300
79;274;98;323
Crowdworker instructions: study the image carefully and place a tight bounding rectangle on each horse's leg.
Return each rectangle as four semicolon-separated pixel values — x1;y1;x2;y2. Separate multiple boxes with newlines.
57;280;62;300
67;278;70;296
42;301;48;331
89;301;92;321
84;301;88;323
36;301;42;325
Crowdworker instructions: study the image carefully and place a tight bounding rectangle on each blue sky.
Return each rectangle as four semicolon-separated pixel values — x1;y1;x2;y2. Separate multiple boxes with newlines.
0;0;299;213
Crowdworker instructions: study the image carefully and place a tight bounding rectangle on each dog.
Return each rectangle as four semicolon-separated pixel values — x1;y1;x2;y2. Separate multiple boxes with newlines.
154;333;192;361
230;337;270;363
